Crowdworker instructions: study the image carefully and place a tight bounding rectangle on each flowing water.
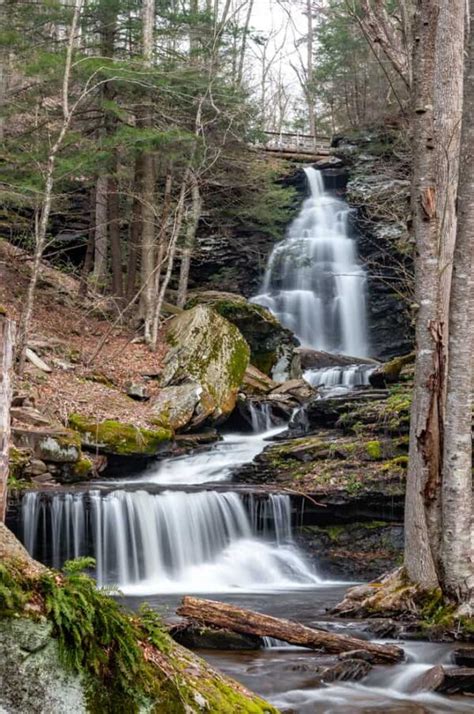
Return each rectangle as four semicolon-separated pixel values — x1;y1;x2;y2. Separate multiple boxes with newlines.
252;167;368;358
15;169;472;711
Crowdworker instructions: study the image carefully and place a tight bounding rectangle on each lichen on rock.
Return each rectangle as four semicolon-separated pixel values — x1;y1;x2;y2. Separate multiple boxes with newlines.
161;305;250;423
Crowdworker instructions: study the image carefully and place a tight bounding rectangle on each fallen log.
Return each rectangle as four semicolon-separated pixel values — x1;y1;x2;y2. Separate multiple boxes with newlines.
177;596;404;664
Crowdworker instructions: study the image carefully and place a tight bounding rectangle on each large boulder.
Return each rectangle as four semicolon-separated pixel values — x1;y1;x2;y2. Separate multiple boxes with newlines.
185;291;296;376
151;382;215;432
161;305;250;424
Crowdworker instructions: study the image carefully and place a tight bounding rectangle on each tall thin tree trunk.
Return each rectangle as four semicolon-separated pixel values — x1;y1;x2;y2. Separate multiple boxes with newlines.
16;0;83;373
404;0;441;589
108;174;123;297
140;0;156;343
150;171;188;349
0;314;14;522
126;156;143;301
440;2;474;605
306;0;316;138
79;186;96;297
177;173;201;308
92;174;108;287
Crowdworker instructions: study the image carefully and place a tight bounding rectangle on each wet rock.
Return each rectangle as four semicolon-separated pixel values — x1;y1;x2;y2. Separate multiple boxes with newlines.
23;459;47;476
170;624;263;651
125;382;150;401
297;348;376;371
320;658;372;682
453;648;474;668
161;305;250;424
185;290;296;376
369;353;414;389
410;664;474;695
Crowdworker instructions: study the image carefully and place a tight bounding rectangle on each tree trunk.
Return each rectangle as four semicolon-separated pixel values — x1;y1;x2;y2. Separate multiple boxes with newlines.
177;173;201;308
108;175;123;298
78;186;96;297
126;156;143;301
440;1;474;605
405;0;466;592
404;0;441;589
306;0;316;138
177;597;404;663
150;171;188;349
0;314;14;522
140;0;156;343
92;173;108;287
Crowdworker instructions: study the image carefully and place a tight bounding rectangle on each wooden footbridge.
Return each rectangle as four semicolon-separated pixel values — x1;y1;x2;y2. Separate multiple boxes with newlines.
256;131;332;161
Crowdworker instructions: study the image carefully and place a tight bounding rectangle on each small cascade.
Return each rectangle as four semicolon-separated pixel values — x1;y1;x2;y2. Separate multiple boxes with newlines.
304;364;374;389
248;402;274;432
21;490;322;594
252;167;369;358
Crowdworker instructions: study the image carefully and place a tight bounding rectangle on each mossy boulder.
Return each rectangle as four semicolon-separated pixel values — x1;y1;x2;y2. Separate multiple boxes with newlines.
151;382;215;432
12;427;81;464
68;415;172;457
369;353;415;388
162;305;250;423
185;291;296;375
0;549;278;714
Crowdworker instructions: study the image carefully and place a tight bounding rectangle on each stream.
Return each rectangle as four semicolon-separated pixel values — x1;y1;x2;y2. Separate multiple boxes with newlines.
15;168;474;712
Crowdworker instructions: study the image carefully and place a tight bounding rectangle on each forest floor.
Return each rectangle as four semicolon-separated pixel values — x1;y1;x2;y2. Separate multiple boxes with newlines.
0;239;167;428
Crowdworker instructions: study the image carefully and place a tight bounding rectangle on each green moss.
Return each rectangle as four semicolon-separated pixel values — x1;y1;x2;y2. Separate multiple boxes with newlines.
68;415;172;456
0;559;277;714
72;457;93;478
365;440;383;460
380;455;408;472
8;445;29;479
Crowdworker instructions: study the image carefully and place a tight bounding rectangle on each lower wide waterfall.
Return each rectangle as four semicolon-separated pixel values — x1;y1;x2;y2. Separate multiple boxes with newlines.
21;490;322;594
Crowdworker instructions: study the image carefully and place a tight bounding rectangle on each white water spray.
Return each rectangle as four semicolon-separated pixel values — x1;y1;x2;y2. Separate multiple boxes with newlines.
22;490;323;594
252;167;369;358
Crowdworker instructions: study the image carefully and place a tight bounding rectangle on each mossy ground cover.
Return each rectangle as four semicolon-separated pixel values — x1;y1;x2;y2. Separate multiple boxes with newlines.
0;557;277;714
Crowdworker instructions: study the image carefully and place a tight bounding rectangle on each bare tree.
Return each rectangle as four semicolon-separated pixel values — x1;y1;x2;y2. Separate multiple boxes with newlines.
405;0;469;604
0;313;14;522
16;0;84;373
440;0;474;606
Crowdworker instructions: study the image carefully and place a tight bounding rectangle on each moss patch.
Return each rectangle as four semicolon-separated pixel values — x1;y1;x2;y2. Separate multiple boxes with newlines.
0;558;277;713
68;415;172;456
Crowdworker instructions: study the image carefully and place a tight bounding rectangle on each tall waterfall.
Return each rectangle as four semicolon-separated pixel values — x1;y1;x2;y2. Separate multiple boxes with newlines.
252;167;369;358
21;490;321;594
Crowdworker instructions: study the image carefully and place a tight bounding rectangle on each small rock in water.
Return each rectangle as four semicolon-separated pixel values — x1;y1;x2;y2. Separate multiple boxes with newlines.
453;647;474;667
320;658;372;682
410;664;474;695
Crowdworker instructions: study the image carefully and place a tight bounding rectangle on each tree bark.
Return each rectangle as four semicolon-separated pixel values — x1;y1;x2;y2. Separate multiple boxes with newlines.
177;597;404;663
0;314;15;522
92;173;108;287
177;172;201;308
404;0;441;589
440;0;474;605
139;0;156;343
108;175;123;298
126;156;143;301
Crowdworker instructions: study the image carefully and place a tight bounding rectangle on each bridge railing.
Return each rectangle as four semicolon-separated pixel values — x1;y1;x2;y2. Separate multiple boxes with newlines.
257;131;331;155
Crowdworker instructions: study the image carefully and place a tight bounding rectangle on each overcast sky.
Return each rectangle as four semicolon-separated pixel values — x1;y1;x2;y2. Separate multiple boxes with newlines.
247;0;308;90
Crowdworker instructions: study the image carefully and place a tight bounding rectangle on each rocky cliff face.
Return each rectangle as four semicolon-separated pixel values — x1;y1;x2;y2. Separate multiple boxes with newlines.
189;134;413;362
